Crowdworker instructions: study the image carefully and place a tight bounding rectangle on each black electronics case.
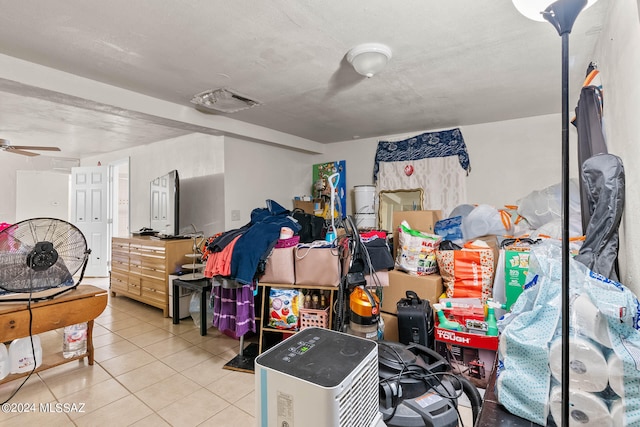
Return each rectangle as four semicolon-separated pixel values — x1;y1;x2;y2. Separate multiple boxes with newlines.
397;290;434;348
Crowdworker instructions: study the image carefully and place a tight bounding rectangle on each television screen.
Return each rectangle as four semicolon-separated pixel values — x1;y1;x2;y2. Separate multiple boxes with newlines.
149;170;179;236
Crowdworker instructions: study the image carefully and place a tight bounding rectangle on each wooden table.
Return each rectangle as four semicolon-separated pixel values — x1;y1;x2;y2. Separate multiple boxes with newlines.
0;285;108;383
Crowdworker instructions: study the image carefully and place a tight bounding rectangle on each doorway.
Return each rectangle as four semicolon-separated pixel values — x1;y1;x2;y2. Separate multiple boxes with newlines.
107;158;130;275
109;158;130;238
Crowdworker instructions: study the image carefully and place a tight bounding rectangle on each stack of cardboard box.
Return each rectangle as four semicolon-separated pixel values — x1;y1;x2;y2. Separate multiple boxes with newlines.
380;209;501;390
381;210;443;342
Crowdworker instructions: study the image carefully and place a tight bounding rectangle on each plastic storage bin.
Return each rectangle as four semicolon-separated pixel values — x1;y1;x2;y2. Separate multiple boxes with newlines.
299;307;330;330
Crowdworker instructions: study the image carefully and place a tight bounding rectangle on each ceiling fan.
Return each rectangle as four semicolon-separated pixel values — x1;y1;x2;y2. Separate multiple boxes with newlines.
0;138;61;157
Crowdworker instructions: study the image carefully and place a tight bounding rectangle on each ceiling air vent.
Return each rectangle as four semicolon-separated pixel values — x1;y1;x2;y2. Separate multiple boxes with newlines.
190;88;262;113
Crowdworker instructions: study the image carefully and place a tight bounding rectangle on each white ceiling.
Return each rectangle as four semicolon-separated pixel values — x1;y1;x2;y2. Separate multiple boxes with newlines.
0;0;610;159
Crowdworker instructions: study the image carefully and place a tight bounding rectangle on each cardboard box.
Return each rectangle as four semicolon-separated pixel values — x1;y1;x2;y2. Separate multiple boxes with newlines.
392;210;443;258
434;327;498;389
381;269;443;314
293;199;324;215
381;312;399;342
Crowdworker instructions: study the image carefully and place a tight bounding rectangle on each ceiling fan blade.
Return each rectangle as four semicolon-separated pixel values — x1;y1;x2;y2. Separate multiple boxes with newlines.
3;148;40;157
10;145;61;151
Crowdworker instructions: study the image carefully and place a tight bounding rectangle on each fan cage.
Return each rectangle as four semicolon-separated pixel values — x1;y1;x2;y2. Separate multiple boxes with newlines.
0;218;88;294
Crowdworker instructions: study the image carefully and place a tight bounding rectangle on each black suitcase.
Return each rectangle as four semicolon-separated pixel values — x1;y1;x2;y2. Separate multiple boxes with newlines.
397;290;434;348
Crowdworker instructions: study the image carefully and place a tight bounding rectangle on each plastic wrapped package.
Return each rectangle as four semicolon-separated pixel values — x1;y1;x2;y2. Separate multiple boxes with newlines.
268;288;300;330
495;241;640;426
395;221;442;275
189;291;213;329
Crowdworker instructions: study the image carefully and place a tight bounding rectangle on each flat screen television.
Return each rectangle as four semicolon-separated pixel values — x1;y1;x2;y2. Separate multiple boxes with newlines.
149;169;179;236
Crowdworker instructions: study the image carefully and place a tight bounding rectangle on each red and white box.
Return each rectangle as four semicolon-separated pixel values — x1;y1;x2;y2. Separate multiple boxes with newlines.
434;326;499;389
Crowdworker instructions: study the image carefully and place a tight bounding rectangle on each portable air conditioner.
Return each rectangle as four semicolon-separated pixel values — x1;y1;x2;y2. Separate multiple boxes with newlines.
255;327;382;427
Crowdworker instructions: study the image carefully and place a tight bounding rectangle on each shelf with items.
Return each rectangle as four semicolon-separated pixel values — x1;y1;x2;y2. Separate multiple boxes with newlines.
257;282;337;354
178;232;206;280
0;285;107;385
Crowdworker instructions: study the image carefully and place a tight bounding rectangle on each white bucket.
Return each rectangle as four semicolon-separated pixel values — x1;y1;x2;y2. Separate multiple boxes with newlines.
10;335;42;374
355;213;376;229
0;344;9;380
354;185;376;215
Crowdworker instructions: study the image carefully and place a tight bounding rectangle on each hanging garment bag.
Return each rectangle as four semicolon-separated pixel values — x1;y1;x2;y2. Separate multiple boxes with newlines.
397;290;434;348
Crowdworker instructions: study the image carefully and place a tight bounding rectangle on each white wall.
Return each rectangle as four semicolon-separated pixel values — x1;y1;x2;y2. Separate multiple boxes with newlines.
223;136;313;227
15;170;70;221
80;133;315;236
82;133;225;234
593;0;640;292
0;156;71;223
317;114;573;215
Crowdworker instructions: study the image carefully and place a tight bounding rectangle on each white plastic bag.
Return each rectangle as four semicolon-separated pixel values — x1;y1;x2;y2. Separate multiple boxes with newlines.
462;204;513;241
395;221;442;275
516;180;581;231
189;291;213;329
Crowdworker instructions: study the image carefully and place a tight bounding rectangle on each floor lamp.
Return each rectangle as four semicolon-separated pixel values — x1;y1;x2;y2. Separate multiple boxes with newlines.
511;1;599;426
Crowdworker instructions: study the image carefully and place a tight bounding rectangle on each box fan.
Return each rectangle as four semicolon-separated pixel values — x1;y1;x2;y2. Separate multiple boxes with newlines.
0;218;90;301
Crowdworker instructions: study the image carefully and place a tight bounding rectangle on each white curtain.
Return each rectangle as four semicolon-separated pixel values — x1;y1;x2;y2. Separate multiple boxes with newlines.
377;155;467;217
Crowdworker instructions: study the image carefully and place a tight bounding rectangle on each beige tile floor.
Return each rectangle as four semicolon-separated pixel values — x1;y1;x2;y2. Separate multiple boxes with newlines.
0;278;475;426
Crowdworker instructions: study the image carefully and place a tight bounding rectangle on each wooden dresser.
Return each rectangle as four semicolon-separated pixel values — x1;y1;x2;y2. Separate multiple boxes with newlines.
110;236;193;316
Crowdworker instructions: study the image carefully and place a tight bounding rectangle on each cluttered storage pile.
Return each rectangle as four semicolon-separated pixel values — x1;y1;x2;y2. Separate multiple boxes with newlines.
201;200;300;338
390;154;637;425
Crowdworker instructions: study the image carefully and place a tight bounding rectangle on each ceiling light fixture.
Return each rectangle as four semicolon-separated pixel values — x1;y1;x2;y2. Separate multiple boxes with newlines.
346;43;392;78
190;88;262;113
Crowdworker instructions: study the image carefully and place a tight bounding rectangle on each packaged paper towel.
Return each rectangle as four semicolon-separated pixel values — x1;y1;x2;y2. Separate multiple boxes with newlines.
549;386;612;427
495;241;640;426
548;336;608;393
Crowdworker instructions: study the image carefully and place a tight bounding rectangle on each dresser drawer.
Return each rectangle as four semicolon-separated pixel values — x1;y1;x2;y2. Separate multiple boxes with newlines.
130;243;166;257
128;263;165;281
141;278;166;305
111;256;129;273
127;275;142;296
129;253;165;271
110;271;128;293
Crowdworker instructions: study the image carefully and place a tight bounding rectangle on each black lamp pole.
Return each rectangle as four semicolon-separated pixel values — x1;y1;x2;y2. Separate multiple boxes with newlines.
541;1;588;426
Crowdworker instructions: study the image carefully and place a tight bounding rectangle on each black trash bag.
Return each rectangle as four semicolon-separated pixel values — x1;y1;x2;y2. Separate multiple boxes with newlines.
574;153;625;281
292;209;326;243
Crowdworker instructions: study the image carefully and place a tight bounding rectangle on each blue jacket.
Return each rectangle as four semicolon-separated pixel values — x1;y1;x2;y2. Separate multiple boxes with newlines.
230;200;301;285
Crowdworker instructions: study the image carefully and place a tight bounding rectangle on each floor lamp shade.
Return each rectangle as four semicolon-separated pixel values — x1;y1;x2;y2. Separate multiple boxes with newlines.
511;1;600;426
512;0;599;22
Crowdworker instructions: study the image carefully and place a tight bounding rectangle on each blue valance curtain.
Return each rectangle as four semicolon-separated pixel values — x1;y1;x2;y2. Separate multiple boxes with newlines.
373;127;471;181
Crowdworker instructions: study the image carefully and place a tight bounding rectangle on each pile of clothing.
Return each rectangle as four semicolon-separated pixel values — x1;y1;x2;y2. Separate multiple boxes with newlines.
201;200;300;337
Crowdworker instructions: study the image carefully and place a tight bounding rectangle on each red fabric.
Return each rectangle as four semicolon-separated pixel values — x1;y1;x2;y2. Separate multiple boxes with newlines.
360;230;387;241
204;235;240;278
200;232;224;262
274;235;300;248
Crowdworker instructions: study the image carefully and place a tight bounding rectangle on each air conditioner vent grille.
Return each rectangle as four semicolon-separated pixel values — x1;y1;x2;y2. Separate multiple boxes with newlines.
337;354;379;427
190;88;262;113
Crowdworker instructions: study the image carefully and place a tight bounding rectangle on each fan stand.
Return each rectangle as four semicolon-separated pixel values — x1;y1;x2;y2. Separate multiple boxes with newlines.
223;339;259;373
